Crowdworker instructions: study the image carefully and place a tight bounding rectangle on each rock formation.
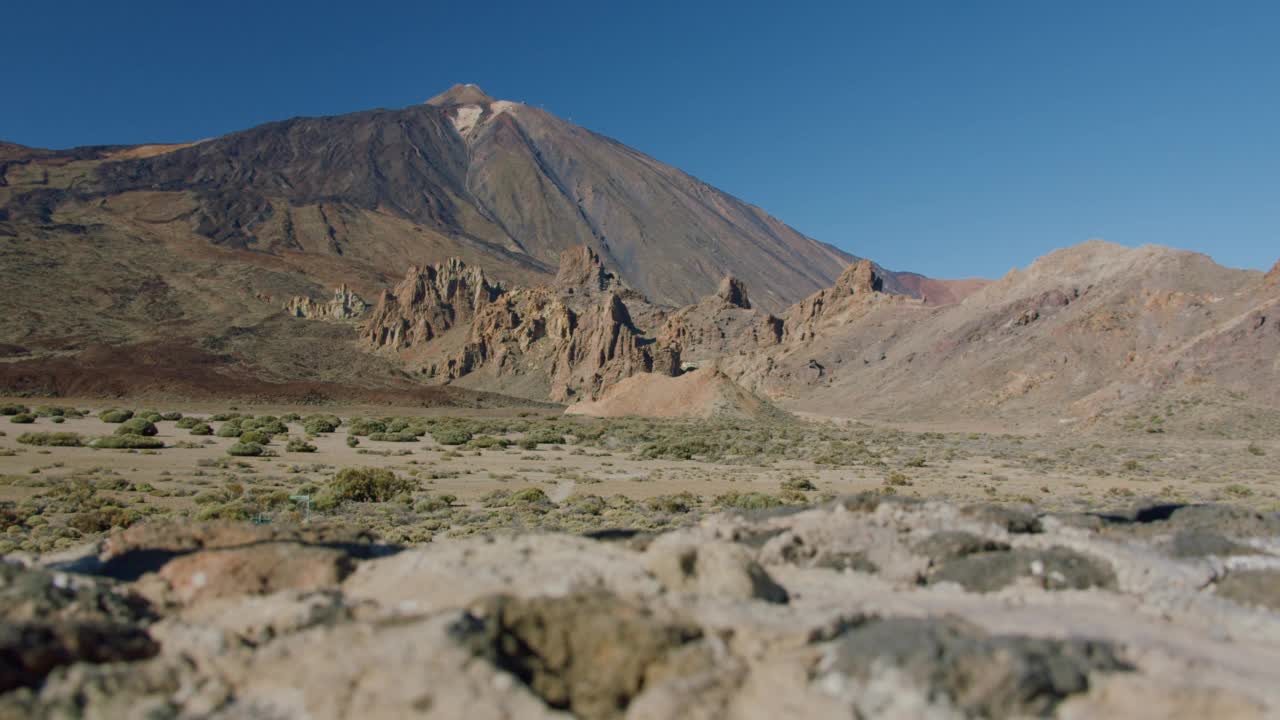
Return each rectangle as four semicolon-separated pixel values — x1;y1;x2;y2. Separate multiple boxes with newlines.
554;246;620;295
1267;259;1280;286
716;275;751;309
284;284;369;320
782;259;904;342
362;259;502;349
363;247;681;401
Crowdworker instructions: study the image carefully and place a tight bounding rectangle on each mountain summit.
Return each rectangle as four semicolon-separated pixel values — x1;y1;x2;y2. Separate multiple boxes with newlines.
426;83;496;106
64;84;922;312
0;84;981;400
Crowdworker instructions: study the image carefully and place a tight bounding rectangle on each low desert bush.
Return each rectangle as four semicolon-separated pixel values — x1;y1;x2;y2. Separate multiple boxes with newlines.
17;432;83;447
523;427;566;445
97;408;133;423
189;423;213;436
714;491;783;511
286;437;317;453
781;477;817;492
227;442;265;457
303;415;341;434
238;430;272;445
91;435;164;450
347;418;387;436
368;431;418;442
0;404;30;416
114;418;158;437
325;467;415;503
429;427;472;446
9;414;35;425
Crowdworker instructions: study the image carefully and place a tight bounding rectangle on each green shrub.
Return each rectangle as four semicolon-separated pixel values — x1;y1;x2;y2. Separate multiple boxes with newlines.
51;417;65;424
240;416;288;435
523;427;566;445
286;437;317;453
115;418;158;437
430;427;472;446
33;406;66;417
781;477;816;492
414;494;457;513
481;487;552;508
17;432;83;447
348;418;387;436
161;412;183;421
98;409;134;423
468;435;510;449
189;423;213;436
227;442;265;457
327;467;415;503
346;435;359;448
239;430;272;445
368;431;418;442
714;491;783;511
303;415;341;434
91;435;164;450
216;420;245;438
137;411;163;423
0;404;30;416
9;414;35;424
68;507;142;533
645;492;699;514
176;417;200;429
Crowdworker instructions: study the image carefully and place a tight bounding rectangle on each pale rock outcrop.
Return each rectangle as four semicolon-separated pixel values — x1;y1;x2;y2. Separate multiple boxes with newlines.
364;247;681;401
284;284;369;320
549;292;667;401
554;245;620;295
363;259;502;349
656;277;783;365
783;259;907;342
716;275;751;309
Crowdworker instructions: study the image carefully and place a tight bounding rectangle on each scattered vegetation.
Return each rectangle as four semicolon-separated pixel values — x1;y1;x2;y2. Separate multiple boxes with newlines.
98;409;134;423
17;432;83;447
322;467;415;505
91;435;165;450
114;418;158;437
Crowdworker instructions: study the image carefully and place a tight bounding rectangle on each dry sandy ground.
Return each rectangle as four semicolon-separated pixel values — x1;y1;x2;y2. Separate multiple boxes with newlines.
1;402;1275;527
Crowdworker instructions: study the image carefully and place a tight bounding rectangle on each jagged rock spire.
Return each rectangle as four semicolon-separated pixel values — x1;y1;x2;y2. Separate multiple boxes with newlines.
716;275;752;309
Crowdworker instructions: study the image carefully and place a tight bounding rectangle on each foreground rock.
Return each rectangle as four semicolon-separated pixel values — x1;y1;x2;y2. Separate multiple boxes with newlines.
2;498;1279;718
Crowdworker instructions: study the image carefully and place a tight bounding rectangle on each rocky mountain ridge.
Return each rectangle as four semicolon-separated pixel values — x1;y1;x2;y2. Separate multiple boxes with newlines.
338;241;1280;428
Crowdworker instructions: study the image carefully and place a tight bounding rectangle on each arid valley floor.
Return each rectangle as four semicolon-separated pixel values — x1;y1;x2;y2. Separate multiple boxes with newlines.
1;399;1278;718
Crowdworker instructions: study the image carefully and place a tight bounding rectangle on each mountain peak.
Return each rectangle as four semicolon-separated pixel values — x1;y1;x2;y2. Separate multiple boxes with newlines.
426;83;495;107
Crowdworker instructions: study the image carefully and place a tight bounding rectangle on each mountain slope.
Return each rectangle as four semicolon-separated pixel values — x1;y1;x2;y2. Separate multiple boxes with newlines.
45;84;901;312
705;241;1280;430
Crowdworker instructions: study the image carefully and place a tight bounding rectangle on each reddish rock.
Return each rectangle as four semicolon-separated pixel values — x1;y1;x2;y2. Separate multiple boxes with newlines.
716;275;752;309
555;246;619;294
157;542;356;605
363;259;501;349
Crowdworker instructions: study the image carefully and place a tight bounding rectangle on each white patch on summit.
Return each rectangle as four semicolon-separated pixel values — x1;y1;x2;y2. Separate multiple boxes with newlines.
450;105;483;138
490;100;520;117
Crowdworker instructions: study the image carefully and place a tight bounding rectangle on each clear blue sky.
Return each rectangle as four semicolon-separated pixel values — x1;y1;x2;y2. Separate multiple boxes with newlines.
4;0;1277;278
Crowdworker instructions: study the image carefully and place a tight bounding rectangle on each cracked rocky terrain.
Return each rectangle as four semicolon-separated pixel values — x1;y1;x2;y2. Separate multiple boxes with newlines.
2;494;1278;719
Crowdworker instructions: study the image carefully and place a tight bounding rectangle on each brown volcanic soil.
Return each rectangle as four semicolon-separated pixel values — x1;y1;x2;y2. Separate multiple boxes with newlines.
0;340;540;409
